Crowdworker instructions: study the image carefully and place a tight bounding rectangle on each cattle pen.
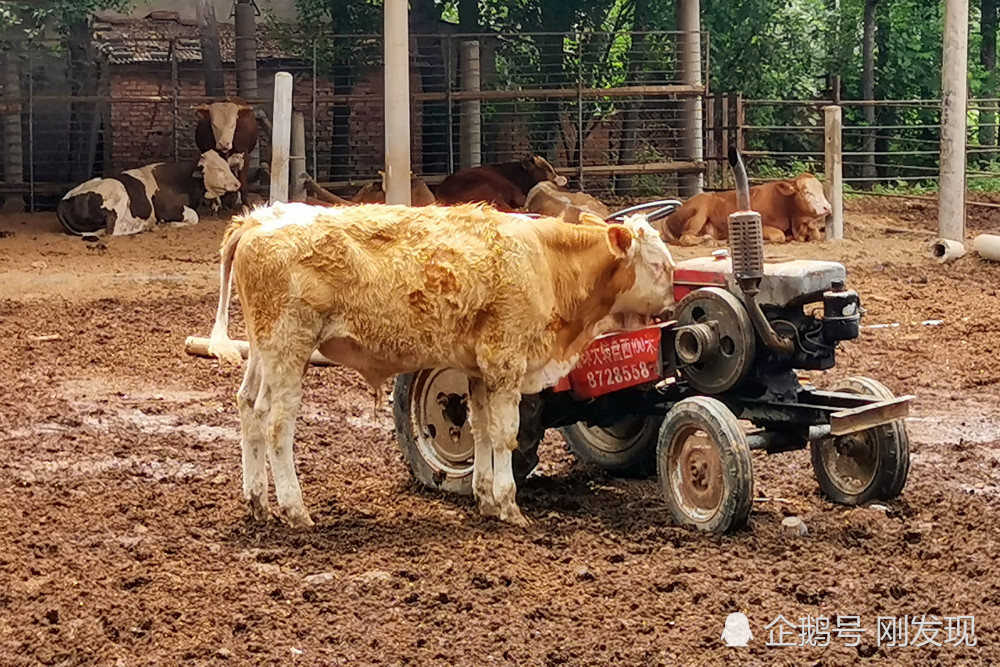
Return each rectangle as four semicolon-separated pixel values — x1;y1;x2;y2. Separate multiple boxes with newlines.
3;1;1000;664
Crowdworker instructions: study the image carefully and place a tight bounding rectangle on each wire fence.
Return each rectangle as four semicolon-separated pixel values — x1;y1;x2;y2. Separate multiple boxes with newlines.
707;95;1000;195
0;27;709;211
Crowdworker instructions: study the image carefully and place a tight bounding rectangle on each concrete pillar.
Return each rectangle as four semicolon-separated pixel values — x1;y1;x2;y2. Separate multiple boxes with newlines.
938;0;969;242
290;111;306;202
269;72;292;204
678;0;703;198
824;105;844;240
383;0;412;205
459;40;482;169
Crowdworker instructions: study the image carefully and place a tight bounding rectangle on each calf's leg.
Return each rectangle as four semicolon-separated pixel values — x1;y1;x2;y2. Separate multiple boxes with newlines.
762;225;787;243
678;210;714;247
466;377;499;518
486;385;530;527
257;345;315;529
237;354;269;521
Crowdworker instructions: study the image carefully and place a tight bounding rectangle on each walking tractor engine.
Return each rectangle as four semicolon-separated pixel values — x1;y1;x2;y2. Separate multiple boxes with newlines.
393;147;913;535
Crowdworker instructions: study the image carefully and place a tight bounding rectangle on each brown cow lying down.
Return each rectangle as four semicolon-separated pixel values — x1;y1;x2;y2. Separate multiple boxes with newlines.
658;174;832;246
435;156;568;211
525;180;611;221
353;170;436;206
207;202;676;528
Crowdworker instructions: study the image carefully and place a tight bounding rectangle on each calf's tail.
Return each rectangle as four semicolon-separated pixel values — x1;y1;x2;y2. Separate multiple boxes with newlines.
207;217;251;365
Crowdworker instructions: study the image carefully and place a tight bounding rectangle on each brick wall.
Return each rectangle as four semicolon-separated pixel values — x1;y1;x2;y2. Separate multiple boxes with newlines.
108;63;336;177
348;64;424;178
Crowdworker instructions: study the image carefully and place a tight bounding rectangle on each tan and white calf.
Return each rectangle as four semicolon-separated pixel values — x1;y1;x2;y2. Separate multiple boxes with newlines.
207;203;676;529
525;180;611;221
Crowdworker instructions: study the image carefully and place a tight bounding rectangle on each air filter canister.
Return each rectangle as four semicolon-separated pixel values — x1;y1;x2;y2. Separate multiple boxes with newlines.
729;211;764;283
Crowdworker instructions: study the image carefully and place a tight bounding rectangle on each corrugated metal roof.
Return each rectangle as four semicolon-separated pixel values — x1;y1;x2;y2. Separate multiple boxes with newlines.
92;12;306;65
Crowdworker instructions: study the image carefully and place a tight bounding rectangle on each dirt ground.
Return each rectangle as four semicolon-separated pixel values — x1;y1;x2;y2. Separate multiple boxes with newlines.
1;200;999;666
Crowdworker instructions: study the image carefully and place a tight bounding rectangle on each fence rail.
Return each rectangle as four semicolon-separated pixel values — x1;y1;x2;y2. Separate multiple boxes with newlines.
704;94;1000;198
0;29;710;210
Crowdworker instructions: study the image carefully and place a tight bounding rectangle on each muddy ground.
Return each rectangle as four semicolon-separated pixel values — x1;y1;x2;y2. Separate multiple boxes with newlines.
1;200;998;666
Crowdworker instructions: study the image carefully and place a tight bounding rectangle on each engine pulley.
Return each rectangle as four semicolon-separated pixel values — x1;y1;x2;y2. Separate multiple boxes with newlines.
674;287;756;394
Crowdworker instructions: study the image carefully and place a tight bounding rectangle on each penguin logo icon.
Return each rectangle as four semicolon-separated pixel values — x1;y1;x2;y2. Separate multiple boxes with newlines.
721;612;753;647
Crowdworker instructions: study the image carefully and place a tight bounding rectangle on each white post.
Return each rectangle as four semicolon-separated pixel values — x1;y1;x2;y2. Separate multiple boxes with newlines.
269;71;293;204
678;0;703;197
460;40;481;169
824;105;844;240
938;0;969;242
383;0;411;205
290;111;306;202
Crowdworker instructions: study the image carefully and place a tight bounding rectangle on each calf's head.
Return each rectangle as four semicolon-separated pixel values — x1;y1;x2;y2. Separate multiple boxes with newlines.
604;214;677;317
779;174;832;218
196;102;254;154
196;150;243;200
520;155;568;188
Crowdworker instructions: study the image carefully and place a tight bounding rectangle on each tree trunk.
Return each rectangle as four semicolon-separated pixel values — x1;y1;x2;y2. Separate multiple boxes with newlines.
196;0;226;97
874;2;893;180
459;0;480;32
1;49;24;213
235;0;259;175
66;18;101;185
616;0;650;195
982;0;997;159
860;0;878;187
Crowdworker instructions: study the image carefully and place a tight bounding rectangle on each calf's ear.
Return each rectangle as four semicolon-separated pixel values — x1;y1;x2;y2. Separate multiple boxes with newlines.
606;223;633;257
776;181;796;195
196;104;211;120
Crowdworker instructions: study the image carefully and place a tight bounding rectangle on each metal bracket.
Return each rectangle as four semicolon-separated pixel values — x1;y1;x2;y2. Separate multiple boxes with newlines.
829;395;914;436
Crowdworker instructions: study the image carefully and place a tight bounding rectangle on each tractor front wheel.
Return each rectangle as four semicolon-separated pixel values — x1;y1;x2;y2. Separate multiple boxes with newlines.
810;376;910;505
656;396;754;534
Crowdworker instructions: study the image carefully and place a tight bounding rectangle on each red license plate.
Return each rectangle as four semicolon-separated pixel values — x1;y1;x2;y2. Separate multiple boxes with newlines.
552;323;669;399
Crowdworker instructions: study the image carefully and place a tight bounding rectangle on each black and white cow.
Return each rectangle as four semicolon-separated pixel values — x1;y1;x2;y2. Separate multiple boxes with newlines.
57;150;242;236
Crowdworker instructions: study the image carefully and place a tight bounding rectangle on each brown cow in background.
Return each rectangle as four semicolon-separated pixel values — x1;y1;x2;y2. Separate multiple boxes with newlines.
658;174;832;246
435;155;568;211
353;171;436;206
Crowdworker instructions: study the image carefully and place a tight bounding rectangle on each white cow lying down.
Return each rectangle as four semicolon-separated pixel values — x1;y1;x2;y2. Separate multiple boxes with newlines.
207;201;676;528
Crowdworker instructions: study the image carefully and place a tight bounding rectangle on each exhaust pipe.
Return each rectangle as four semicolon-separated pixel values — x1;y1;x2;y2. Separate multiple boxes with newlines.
727;147;793;355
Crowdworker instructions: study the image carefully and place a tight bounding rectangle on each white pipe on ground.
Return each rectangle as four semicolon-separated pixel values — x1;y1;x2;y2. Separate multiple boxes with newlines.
383;0;411;206
931;238;966;263
269;72;293;204
973;234;1000;261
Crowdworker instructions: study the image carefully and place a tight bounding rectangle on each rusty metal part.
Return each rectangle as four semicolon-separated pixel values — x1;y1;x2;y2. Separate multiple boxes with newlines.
814;431;879;495
673;322;718;365
667;426;724;522
829;395;914;437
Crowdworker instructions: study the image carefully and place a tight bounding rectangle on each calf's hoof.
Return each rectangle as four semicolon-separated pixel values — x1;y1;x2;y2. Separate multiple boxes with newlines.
499;505;532;528
477;497;501;519
246;494;272;523
281;506;315;530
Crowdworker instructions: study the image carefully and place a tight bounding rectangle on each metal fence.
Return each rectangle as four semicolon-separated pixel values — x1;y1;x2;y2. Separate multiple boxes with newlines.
0;29;708;211
705;95;1000;194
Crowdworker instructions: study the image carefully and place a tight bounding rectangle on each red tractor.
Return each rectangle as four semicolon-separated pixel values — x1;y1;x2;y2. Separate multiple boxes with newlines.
393;149;912;534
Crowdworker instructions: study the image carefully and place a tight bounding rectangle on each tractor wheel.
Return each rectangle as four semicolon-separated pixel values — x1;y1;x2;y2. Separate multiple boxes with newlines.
656;396;754;534
560;416;661;477
810;376;910;505
393;369;541;497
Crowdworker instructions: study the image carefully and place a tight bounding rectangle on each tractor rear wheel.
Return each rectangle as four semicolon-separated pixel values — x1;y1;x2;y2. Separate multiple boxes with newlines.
656;396;754;534
560;415;661;477
393;369;541;497
810;376;910;505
